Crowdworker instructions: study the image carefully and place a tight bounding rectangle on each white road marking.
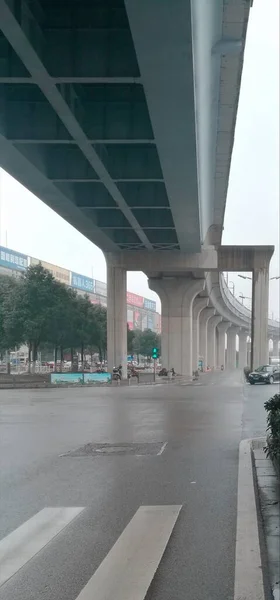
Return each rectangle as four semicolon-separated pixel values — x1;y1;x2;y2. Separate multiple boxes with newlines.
157;441;168;456
0;507;84;587
75;505;182;600
234;439;265;600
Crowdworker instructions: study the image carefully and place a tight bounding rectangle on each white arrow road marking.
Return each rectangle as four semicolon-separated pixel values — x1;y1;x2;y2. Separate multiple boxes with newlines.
157;441;168;456
75;505;182;600
0;507;84;586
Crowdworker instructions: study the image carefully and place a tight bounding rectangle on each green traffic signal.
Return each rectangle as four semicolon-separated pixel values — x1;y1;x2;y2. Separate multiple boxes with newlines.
152;347;159;359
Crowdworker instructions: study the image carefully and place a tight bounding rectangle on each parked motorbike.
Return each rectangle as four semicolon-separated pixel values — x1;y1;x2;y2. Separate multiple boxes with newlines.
129;367;139;381
158;367;168;377
112;366;122;381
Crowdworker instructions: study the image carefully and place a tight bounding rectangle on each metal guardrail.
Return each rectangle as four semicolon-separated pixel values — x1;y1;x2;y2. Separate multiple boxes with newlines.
220;275;280;333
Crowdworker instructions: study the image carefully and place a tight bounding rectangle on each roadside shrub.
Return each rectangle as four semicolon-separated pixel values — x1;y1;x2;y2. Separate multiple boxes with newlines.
264;394;280;462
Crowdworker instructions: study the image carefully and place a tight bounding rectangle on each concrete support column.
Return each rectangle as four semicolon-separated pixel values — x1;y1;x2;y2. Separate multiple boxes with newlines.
237;331;248;368
192;298;209;371
207;316;222;369
247;340;251;369
273;338;279;357
217;321;231;368
199;308;215;370
107;264;127;378
149;277;205;377
238;330;248;368
251;268;269;369
227;327;239;369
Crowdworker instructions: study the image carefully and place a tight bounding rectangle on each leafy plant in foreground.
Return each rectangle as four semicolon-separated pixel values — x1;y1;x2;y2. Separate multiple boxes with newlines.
264;393;280;461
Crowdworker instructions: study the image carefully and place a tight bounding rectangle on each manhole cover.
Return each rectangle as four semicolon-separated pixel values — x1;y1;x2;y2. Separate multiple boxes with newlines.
95;446;134;454
60;442;165;457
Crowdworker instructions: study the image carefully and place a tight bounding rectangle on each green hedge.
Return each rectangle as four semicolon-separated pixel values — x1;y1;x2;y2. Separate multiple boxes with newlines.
264;393;280;461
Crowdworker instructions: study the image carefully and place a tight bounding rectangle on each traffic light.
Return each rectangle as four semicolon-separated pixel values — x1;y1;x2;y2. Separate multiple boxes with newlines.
152;347;159;359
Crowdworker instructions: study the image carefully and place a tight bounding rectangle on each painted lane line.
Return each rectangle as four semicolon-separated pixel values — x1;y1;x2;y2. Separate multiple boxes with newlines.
0;507;84;587
234;439;265;600
75;505;182;600
157;441;168;456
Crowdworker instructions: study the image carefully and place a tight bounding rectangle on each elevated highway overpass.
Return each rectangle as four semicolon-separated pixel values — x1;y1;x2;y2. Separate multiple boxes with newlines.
1;0;278;376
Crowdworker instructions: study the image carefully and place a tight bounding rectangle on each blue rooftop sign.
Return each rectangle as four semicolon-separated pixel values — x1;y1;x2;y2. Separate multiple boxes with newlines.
0;246;28;271
144;298;156;312
71;272;95;293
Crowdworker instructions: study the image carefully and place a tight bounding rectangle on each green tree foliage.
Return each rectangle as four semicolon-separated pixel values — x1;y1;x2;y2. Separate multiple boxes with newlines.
4;265;59;364
46;282;77;367
92;304;107;361
0;267;160;371
0;266;107;367
127;325;135;355
0;275;21;354
139;329;161;359
132;329;141;359
264;394;280;461
131;329;161;362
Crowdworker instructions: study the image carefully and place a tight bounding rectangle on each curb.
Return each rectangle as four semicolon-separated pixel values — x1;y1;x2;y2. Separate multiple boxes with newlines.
234;438;265;600
253;438;280;600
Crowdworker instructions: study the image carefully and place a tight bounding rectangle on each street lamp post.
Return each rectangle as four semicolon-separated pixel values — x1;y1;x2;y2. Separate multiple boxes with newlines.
238;274;252;280
239;294;251;305
228;281;235;296
238;275;280;281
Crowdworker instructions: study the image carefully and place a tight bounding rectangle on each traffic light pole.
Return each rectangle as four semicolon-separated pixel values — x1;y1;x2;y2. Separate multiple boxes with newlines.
152;348;159;382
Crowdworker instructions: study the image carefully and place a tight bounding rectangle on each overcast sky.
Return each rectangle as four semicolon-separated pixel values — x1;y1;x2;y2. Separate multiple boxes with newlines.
0;0;279;317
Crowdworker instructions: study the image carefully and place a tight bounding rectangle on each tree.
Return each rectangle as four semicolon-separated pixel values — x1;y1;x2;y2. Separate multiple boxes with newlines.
46;282;77;370
72;295;96;367
93;304;107;362
132;329;142;363
85;303;107;363
139;329;161;360
127;325;135;355
131;329;161;363
0;276;23;370
4;265;59;371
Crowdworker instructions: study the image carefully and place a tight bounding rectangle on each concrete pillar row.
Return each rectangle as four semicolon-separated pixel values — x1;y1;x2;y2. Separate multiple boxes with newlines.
227;326;240;370
148;277;205;377
252;268;269;369
217;321;231;368
238;330;249;369
106;263;127;378
192;297;209;371
272;338;280;357
207;315;223;369
199;308;216;370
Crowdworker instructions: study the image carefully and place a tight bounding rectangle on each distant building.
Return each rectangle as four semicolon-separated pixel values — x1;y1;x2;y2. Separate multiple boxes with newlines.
0;245;161;333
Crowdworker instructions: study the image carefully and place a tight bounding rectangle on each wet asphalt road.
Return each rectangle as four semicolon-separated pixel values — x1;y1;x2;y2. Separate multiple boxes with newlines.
0;371;278;600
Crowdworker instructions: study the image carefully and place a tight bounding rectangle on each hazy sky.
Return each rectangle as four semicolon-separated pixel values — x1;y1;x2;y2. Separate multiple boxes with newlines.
0;0;279;317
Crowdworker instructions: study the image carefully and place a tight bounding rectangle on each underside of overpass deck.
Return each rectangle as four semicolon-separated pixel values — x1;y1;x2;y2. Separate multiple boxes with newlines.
0;0;251;254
